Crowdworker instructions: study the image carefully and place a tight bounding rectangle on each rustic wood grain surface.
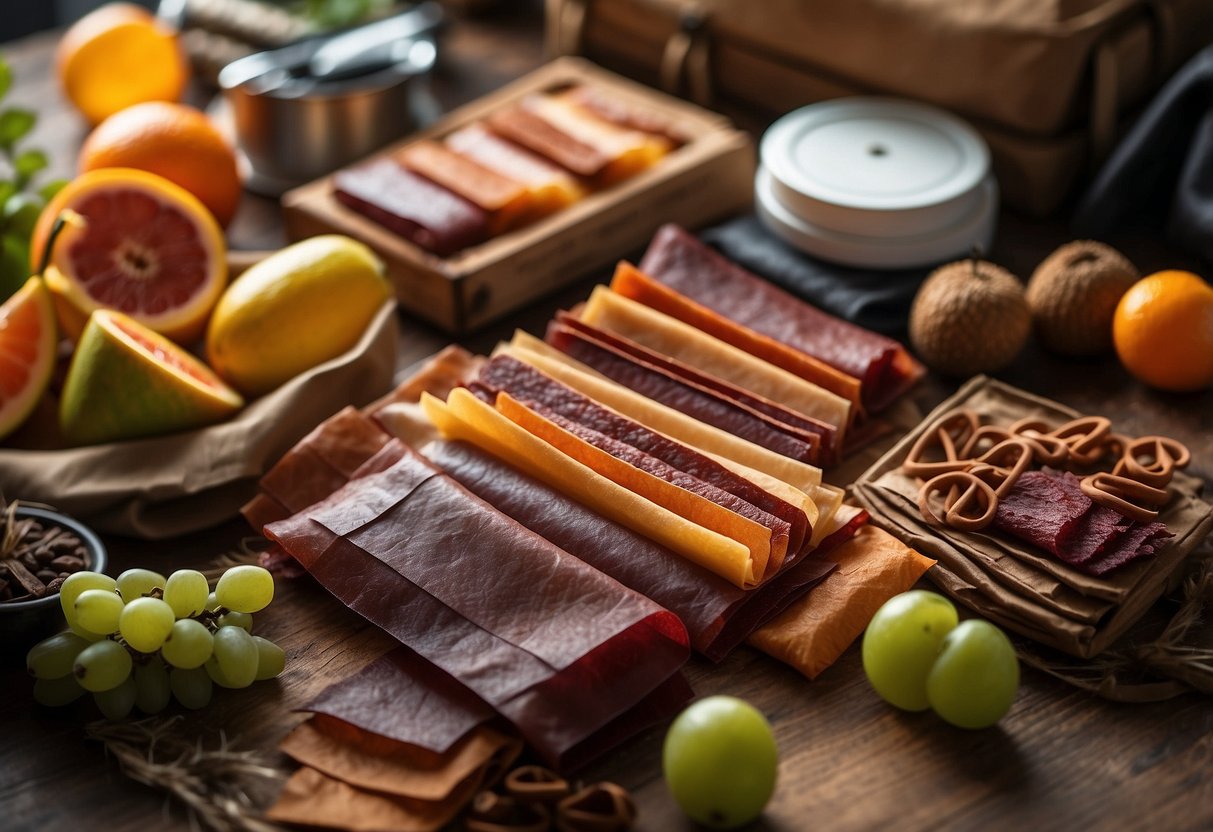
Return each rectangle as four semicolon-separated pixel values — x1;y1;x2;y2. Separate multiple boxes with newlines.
2;4;1212;831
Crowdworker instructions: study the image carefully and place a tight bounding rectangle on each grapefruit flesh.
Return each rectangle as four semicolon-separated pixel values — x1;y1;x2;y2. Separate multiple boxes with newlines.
60;309;243;446
0;277;57;441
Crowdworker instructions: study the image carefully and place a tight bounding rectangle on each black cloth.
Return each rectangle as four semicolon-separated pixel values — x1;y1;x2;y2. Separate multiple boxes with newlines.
698;215;927;337
1074;46;1213;264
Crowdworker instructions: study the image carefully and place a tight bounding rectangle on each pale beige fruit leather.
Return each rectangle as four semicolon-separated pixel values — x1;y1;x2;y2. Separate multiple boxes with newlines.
0;301;398;539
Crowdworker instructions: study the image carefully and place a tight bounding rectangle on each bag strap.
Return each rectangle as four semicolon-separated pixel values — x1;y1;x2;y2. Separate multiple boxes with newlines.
659;4;714;106
546;0;589;57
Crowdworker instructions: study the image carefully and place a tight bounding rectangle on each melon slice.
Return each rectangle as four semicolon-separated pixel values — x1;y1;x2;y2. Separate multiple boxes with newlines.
0;276;57;441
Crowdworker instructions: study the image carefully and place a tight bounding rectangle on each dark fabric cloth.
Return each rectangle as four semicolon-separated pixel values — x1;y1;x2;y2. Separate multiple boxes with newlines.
698;215;927;337
1074;46;1213;264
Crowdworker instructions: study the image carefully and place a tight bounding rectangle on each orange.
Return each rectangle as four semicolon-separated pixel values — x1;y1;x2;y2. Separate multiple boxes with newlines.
0;276;57;441
79;102;243;228
1112;270;1213;392
29;168;227;345
57;3;189;125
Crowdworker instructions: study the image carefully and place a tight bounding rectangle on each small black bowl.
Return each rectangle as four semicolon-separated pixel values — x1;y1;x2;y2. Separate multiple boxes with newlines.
1;507;108;659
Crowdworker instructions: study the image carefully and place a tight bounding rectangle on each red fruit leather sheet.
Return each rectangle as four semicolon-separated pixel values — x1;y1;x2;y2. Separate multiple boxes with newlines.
638;224;923;412
476;354;810;553
545;321;823;465
264;443;690;769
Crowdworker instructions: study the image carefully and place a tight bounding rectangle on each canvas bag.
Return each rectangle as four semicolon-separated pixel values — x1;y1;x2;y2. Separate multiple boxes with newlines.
547;0;1212;215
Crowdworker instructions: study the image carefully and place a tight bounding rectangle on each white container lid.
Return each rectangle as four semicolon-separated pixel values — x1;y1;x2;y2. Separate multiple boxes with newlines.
760;98;991;240
755;164;998;270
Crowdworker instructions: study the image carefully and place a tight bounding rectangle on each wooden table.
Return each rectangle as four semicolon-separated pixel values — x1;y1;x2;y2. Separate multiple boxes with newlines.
3;5;1212;831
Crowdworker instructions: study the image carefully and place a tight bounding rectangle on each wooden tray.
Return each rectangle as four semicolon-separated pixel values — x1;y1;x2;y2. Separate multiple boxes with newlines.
282;57;755;334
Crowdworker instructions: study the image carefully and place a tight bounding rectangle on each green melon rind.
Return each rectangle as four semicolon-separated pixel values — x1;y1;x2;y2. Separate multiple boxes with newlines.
0;277;58;441
59;310;243;445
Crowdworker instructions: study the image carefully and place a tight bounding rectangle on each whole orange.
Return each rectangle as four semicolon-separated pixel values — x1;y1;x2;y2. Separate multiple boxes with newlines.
79;102;243;227
1112;270;1213;392
57;3;189;125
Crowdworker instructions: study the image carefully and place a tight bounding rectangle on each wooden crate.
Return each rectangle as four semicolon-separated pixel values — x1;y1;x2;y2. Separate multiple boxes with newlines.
282;57;755;334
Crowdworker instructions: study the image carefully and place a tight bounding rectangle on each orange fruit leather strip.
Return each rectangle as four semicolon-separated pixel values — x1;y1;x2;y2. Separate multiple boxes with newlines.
496;392;777;582
397;140;531;234
611;262;864;415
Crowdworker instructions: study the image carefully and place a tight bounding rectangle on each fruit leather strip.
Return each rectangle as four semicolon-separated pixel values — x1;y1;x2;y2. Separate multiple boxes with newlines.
546;321;822;466
610;261;863;412
498;334;823;492
280;718;521;803
445;124;583;216
576;286;850;441
748;524;936;679
485;105;609;177
1060;504;1128;567
556;312;838;462
334;158;489;256
423;388;755;588
477;354;809;553
397;140;529;234
301;647;496;754
561;85;683;145
1083;522;1172;577
639;224;924;411
503;396;785;580
993;470;1093;557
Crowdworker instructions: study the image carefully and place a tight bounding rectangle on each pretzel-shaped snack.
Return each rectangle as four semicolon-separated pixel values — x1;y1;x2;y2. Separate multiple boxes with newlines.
1080;472;1170;523
918;471;998;532
901;409;981;479
1114;435;1191;488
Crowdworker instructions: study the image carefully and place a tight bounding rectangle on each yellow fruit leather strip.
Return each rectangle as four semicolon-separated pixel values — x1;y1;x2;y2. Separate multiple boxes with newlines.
496;392;776;582
577;286;852;442
498;332;823;491
267;765;476;832
280;717;521;803
747;524;935;679
422;388;756;589
808;483;845;548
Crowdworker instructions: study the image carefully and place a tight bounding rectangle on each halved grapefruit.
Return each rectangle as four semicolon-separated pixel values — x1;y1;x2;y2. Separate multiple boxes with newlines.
60;309;243;445
30;168;227;345
0;277;57;441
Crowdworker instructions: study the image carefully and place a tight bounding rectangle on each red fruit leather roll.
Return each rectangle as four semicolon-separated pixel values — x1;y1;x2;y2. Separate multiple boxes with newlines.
333;158;489;256
638;224;924;412
545;322;823;466
555;313;838;461
993;470;1093;558
264;444;690;769
477;354;810;553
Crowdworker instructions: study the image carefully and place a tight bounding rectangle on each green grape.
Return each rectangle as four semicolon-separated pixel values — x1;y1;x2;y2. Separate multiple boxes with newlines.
75;589;125;635
134;660;172;715
115;568;166;603
862;590;959;712
217;610;253;632
67;619;109;642
169;666;213;710
205;656;238;689
163;569;208;618
205;591;220;611
211;626;257;688
94;675;137;720
59;571;116;620
118;597;175;653
161;619;214;669
926;620;1020;729
27;631;90;679
74;639;133;692
33;674;86;707
253;636;285;680
663;696;779;830
214;565;274;614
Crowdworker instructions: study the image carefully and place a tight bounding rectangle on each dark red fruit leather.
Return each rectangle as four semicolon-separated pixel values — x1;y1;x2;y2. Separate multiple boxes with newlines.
638;224;923;412
264;443;689;769
477;354;810;553
334;159;489;256
545;322;822;465
1083;522;1172;576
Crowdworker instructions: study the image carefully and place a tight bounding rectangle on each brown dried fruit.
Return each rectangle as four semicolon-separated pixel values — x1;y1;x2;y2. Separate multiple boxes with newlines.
909;258;1030;377
1027;240;1138;356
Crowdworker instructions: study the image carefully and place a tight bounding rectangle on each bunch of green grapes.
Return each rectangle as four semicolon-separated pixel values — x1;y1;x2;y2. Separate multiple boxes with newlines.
26;565;285;718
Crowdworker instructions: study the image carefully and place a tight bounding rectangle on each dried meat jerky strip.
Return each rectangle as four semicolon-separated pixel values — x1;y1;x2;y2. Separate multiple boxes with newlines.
334;158;489;256
992;470;1092;557
1082;522;1172;577
546;321;823;466
638;224;923;412
477;354;810;553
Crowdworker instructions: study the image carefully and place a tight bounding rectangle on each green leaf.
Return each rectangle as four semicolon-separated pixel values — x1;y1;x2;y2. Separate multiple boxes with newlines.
0;108;36;148
0;59;11;102
39;179;67;203
14;149;46;179
0;181;15;208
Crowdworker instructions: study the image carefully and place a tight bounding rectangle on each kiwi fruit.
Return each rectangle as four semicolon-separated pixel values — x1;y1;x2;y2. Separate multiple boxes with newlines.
909;257;1030;378
1026;240;1138;356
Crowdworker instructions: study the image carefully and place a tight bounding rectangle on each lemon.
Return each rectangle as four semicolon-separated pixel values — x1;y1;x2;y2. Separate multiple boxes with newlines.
205;236;392;396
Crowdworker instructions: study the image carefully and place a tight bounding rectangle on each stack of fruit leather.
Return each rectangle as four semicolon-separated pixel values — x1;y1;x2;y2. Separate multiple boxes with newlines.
853;376;1213;659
